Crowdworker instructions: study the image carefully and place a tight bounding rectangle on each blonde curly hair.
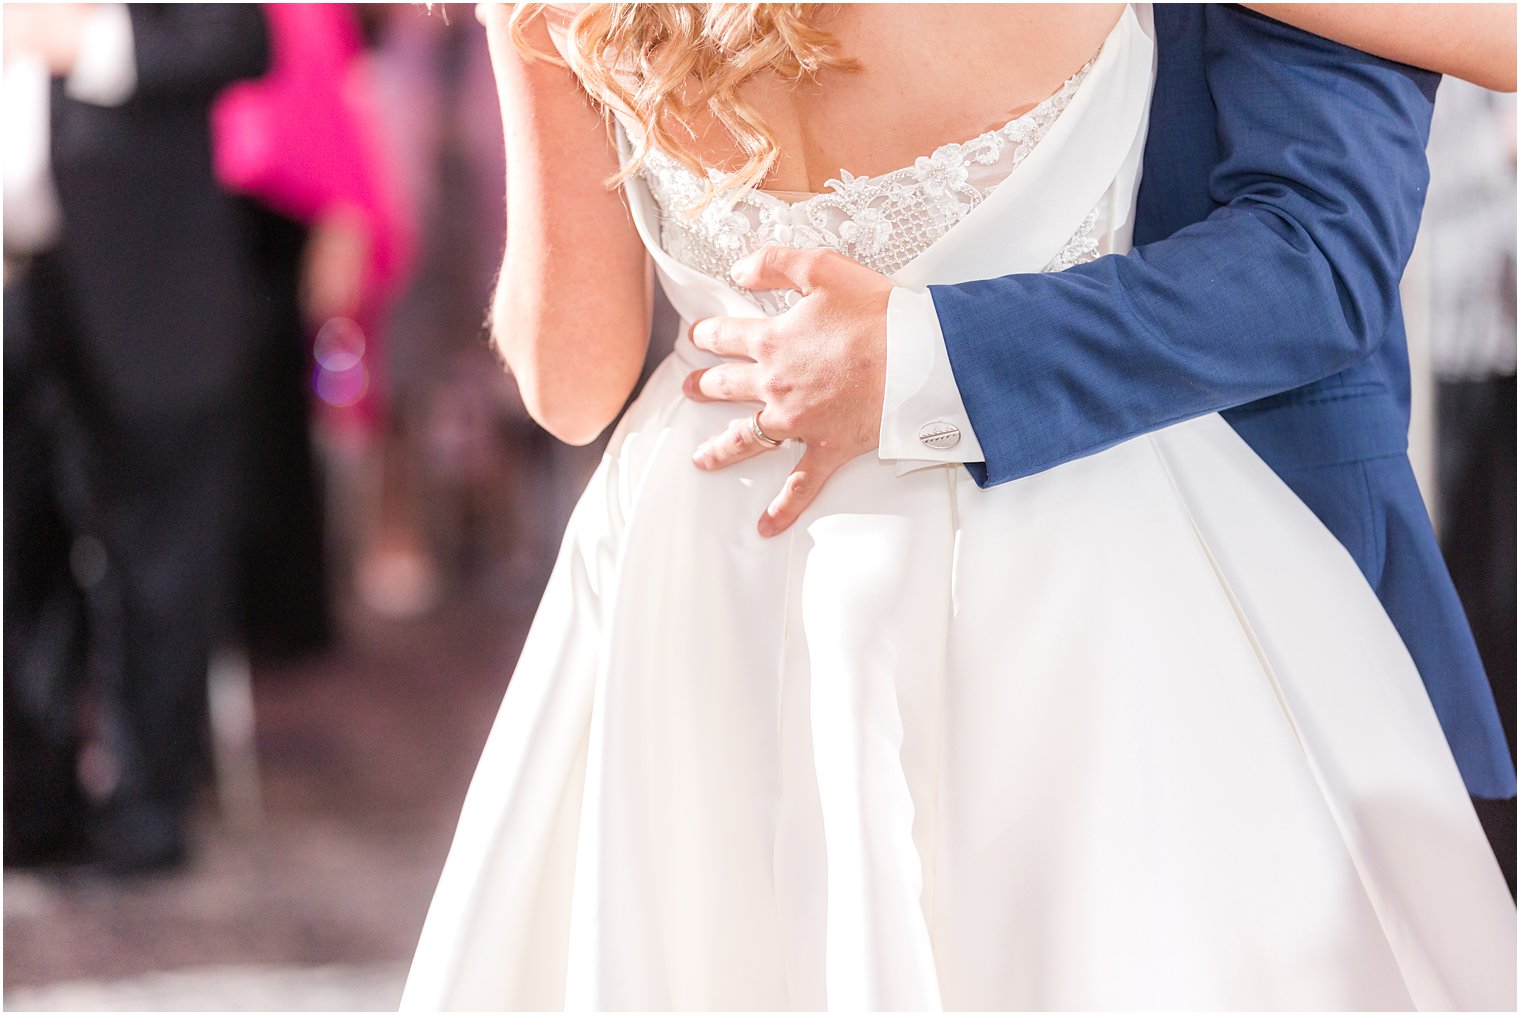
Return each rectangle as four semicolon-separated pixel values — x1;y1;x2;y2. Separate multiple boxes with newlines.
509;3;857;199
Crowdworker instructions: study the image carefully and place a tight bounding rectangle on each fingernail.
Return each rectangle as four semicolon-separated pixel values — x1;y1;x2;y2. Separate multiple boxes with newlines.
757;515;775;537
728;259;750;284
692;448;710;470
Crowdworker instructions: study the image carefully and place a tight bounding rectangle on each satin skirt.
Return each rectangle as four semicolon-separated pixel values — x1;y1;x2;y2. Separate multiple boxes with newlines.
401;347;1516;1011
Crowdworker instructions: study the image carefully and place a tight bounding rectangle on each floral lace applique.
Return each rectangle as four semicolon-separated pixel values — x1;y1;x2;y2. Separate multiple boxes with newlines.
1044;206;1103;273
635;53;1105;314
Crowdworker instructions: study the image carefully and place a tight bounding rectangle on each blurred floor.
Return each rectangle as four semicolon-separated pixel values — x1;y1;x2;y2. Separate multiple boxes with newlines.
3;586;539;1011
5;963;406;1012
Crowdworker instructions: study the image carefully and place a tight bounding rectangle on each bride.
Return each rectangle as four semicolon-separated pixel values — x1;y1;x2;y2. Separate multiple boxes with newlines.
403;4;1516;1009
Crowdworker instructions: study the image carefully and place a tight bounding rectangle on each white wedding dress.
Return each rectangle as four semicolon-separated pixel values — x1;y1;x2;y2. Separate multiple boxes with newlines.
402;7;1516;1010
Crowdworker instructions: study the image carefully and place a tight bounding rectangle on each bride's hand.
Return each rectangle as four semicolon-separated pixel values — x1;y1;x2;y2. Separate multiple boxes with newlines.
684;247;893;538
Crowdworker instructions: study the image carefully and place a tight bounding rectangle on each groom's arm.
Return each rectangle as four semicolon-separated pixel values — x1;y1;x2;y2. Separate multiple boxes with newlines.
928;6;1439;486
683;6;1441;534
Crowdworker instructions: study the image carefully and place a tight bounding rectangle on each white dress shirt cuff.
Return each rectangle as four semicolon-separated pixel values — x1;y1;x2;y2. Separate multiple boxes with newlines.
878;285;985;475
65;4;137;108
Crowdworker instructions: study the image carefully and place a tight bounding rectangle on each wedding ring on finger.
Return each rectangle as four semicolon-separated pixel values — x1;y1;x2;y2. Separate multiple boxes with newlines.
749;409;784;449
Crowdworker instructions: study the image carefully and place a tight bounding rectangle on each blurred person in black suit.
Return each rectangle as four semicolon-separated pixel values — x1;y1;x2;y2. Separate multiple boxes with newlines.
3;4;269;874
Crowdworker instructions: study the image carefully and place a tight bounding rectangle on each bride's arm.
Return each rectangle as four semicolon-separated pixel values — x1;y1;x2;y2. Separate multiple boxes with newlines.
1243;3;1516;92
483;5;653;445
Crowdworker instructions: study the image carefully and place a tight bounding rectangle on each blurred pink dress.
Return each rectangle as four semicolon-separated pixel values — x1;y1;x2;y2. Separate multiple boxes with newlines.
211;2;412;434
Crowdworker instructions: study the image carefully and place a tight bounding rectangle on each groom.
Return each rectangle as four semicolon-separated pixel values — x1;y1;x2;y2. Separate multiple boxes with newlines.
680;5;1518;811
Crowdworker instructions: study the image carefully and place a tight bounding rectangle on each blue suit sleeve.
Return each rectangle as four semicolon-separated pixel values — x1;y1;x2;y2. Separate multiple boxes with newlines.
932;6;1440;487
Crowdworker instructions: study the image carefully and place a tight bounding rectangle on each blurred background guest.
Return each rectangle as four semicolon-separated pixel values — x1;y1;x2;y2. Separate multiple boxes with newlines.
211;2;413;663
3;4;270;875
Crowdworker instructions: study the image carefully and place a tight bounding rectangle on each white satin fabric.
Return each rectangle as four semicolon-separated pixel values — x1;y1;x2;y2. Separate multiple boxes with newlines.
402;7;1516;1009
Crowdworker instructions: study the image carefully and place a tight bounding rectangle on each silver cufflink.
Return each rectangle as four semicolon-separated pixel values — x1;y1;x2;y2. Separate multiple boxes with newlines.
918;421;961;449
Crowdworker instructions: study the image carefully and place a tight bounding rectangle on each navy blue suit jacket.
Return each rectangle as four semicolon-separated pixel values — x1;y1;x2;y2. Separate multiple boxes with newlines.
930;5;1515;798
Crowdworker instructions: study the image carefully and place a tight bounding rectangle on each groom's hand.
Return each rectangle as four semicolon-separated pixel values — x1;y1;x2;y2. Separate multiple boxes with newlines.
684;246;893;537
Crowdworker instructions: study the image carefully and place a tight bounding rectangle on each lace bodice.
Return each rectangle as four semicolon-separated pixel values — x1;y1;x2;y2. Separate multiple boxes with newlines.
632;56;1104;315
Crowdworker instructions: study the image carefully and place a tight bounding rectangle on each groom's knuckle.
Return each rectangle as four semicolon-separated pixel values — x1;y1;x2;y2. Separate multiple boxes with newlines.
755;246;775;270
752;327;778;356
758;245;787;277
813;248;844;274
790;250;821;287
